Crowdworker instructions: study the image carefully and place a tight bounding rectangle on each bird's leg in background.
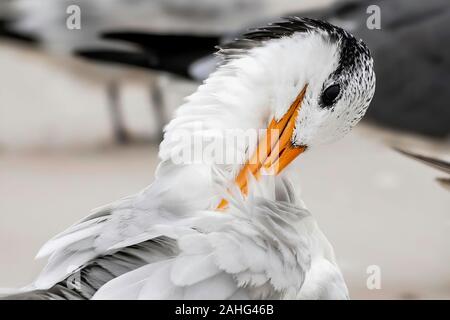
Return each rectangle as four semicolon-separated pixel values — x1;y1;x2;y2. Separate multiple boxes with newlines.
107;80;130;144
149;76;166;142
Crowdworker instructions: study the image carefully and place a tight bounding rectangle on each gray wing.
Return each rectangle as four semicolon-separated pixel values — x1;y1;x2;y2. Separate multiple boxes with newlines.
4;238;177;300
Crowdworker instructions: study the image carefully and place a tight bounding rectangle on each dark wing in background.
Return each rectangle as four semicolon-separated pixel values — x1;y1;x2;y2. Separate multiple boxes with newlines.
75;32;221;79
394;147;450;191
0;18;39;44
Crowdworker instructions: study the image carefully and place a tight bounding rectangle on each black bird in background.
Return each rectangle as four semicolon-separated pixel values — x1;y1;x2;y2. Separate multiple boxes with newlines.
76;0;450;138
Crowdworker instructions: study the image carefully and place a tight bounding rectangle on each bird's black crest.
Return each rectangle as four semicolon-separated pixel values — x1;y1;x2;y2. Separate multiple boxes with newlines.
218;17;371;72
218;17;343;59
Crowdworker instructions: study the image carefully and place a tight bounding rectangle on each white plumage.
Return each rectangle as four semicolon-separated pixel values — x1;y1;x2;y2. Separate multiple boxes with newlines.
93;176;348;300
3;17;375;300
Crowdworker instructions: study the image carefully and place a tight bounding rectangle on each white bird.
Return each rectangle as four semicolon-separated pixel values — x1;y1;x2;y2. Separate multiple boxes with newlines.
2;17;376;300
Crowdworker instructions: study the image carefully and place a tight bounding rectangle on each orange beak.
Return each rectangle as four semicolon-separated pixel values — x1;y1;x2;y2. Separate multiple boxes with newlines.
217;85;308;210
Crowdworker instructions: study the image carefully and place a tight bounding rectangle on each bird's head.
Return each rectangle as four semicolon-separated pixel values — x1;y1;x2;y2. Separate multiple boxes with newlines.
214;17;376;208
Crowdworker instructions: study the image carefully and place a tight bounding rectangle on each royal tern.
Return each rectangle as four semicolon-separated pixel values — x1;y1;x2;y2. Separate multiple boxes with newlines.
3;17;375;300
78;0;449;138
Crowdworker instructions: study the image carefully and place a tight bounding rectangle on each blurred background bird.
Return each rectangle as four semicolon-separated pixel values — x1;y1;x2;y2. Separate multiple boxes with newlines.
394;148;450;191
0;0;449;299
0;0;264;143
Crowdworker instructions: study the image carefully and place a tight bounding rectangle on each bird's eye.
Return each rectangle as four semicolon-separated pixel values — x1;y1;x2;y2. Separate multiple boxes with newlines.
321;84;341;108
